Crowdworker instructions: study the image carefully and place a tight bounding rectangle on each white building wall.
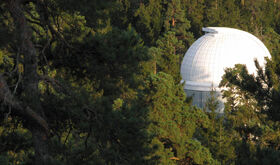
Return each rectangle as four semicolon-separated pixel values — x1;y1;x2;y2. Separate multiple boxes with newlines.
185;89;224;113
181;27;271;112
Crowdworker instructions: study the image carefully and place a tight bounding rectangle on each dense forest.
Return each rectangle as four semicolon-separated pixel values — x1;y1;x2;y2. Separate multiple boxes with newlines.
1;0;280;164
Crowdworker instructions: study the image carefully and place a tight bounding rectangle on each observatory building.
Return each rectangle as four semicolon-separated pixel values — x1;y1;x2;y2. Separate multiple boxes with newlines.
180;27;271;113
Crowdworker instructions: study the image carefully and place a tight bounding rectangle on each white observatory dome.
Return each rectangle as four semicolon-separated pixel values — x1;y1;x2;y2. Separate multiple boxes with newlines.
181;27;271;112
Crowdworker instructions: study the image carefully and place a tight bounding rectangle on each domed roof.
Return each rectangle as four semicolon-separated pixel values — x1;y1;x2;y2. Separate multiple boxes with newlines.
181;27;271;91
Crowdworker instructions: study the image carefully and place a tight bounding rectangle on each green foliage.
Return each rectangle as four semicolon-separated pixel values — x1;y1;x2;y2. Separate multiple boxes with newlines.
2;0;280;164
140;72;218;164
183;139;220;165
150;31;185;82
134;0;164;45
219;59;280;164
197;91;236;165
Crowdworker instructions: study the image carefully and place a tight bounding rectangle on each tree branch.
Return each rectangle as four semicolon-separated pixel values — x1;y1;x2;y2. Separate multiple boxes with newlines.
39;75;71;96
36;0;73;48
0;74;49;135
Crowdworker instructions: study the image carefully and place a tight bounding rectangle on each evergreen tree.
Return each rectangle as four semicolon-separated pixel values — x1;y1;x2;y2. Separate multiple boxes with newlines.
140;72;219;164
219;60;280;164
150;31;185;82
163;0;194;47
134;0;164;45
183;0;205;37
197;91;236;165
2;0;280;164
0;1;153;164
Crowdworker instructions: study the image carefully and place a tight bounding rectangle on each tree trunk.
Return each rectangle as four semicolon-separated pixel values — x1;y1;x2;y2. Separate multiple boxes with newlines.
7;1;50;164
153;60;157;74
241;0;245;6
215;0;218;9
32;128;50;164
172;17;176;27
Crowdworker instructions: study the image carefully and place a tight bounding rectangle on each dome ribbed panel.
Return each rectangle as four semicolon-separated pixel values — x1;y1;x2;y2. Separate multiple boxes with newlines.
181;27;271;92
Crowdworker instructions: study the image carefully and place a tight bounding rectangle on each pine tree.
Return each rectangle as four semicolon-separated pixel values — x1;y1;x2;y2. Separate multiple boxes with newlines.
197;91;236;165
219;60;280;164
183;0;206;37
140;72;219;164
150;31;185;82
134;0;164;45
0;1;153;164
163;0;194;46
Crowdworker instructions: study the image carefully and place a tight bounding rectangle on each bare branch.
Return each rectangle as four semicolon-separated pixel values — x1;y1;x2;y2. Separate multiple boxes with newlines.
63;127;72;146
36;0;73;49
41;28;51;67
5;105;12;120
0;74;49;135
13;72;21;95
39;75;71;96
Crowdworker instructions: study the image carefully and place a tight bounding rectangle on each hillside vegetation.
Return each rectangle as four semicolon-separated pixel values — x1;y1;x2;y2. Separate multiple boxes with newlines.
1;0;280;164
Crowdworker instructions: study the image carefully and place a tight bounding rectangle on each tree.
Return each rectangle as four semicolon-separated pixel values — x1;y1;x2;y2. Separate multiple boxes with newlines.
0;1;153;164
183;0;205;37
163;0;194;46
197;91;236;165
149;31;185;82
1;1;52;164
140;72;219;164
219;59;280;164
134;0;164;45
